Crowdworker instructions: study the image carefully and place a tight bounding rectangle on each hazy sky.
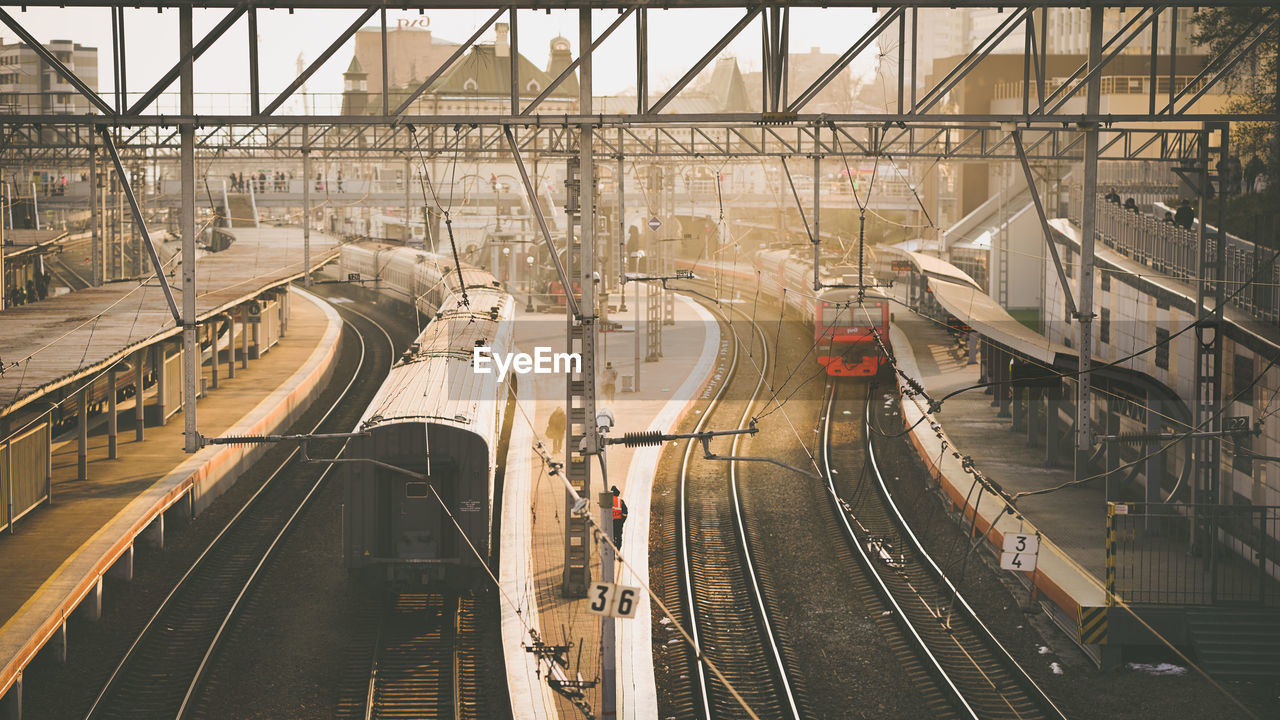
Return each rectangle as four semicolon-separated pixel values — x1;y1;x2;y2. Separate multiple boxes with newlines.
4;7;882;108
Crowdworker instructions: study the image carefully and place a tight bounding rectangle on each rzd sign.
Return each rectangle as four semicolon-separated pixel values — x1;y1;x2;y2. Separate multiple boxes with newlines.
396;18;430;29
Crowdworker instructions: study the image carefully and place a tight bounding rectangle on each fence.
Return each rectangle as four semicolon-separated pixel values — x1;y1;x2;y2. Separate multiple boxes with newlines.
0;419;52;533
1068;193;1280;327
1110;503;1280;606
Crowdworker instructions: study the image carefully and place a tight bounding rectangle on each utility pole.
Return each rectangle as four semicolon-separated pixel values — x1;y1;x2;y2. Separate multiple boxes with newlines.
303;125;312;287
562;10;597;601
1075;6;1102;483
180;5;199;453
89;133;101;286
1192;122;1227;565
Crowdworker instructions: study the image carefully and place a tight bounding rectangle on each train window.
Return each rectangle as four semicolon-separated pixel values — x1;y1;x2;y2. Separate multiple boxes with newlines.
405;482;430;498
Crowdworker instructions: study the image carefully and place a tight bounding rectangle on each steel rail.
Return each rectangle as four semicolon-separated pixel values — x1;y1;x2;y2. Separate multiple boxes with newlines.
819;385;979;719
83;301;394;720
676;289;803;719
860;386;1069;720
723;301;803;719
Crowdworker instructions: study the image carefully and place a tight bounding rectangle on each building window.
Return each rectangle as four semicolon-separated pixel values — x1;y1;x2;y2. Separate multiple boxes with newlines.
1155;327;1170;370
1064;247;1073;278
1233;432;1253;475
1233;353;1254;405
1100;308;1110;344
1101;271;1110;291
1157;294;1170;310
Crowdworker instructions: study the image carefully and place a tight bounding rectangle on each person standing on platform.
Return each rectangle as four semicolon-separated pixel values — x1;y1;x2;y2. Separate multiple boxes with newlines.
601;362;618;404
547;406;566;454
1174;199;1196;229
610;486;628;548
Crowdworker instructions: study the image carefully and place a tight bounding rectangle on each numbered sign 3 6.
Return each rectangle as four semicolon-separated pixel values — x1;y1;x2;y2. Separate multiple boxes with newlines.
587;581;640;619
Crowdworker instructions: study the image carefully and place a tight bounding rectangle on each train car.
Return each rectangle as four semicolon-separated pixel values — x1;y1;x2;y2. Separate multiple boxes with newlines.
750;248;892;377
342;258;517;588
338;241;502;316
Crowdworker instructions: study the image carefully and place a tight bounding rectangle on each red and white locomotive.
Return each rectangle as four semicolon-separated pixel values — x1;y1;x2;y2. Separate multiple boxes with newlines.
680;247;891;377
752;249;890;377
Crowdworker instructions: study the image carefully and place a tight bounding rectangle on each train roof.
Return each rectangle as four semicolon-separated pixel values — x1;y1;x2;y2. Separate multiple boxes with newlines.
342;240;502;294
359;289;515;433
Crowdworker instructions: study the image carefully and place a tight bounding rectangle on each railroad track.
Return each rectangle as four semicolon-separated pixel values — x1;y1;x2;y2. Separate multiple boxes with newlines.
358;592;485;720
821;380;1068;720
664;296;806;720
83;303;395;720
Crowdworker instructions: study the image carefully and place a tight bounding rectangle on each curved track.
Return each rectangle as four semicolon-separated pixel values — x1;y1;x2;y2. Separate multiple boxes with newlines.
83;303;395;720
821;380;1068;720
669;297;804;720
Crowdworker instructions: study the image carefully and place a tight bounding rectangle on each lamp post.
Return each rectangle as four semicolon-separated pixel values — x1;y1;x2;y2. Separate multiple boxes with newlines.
525;254;535;312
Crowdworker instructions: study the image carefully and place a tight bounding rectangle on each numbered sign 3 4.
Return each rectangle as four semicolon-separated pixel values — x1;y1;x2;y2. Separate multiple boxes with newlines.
1000;532;1039;572
587;581;640;619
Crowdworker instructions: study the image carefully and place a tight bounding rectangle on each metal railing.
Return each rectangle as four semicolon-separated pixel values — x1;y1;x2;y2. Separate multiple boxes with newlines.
1112;503;1280;606
993;75;1213;101
1068;193;1280;327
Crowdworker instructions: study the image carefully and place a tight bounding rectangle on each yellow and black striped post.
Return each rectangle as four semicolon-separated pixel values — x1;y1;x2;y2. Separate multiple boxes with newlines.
1105;501;1117;606
1077;606;1108;645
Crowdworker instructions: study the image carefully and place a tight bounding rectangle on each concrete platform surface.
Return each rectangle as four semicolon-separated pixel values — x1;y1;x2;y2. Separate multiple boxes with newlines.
0;227;340;417
889;311;1109;636
502;284;720;720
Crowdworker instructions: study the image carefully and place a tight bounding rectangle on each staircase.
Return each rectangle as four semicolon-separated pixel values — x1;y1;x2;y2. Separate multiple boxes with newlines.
224;193;258;228
1187;607;1280;679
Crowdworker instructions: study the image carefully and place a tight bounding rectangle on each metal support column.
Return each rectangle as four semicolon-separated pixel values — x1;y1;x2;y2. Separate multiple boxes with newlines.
997;351;1011;418
210;322;220;390
1027;385;1042;446
134;350;145;441
1075;6;1103;482
1192;122;1227;557
77;386;88;481
1146;393;1165;532
404;156;413;244
617;149;628;312
303;126;312;287
89;135;101;286
1046;383;1061;466
107;366;118;459
562;6;596;602
227;314;236;379
155;344;167;425
180;6;199;454
240;307;250;368
813;153;821;290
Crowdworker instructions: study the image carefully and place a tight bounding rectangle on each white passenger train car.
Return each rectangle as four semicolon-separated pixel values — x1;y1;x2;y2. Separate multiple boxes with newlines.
341;242;517;587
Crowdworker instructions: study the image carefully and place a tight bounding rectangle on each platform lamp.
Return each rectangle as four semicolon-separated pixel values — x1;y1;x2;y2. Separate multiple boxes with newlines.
525;254;535;312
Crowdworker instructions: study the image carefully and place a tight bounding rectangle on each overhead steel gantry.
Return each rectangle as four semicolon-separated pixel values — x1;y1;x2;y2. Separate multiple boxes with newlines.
1;4;1275;717
0;1;1276;159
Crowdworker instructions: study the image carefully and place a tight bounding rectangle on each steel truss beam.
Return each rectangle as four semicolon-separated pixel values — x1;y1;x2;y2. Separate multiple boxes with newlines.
2;1;1272;8
0;122;1215;163
0;2;1275;131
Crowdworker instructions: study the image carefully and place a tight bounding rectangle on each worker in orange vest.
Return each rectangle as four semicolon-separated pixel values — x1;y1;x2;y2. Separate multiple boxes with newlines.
610;485;628;548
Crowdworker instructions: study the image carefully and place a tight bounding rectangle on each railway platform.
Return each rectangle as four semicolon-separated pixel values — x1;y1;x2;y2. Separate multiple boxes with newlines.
502;283;721;720
887;310;1115;663
0;229;343;719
